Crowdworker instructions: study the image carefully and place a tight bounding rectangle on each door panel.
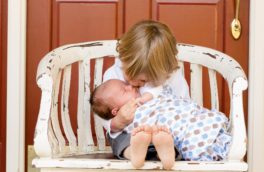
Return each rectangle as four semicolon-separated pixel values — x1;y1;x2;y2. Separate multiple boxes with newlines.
153;0;225;110
53;0;124;46
26;0;249;162
124;0;151;31
154;0;224;49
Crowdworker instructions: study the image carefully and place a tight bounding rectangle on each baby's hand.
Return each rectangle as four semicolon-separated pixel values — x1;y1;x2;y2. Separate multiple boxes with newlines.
117;99;138;123
135;98;144;106
136;92;153;105
110;99;138;132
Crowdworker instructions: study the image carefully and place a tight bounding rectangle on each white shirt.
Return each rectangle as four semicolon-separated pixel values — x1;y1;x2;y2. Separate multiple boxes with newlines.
101;58;190;138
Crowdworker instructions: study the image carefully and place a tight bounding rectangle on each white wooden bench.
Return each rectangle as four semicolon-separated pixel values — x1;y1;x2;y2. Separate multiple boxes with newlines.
32;40;248;172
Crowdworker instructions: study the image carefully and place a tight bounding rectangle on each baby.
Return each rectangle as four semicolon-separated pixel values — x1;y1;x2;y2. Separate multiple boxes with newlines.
90;79;232;168
91;79;175;169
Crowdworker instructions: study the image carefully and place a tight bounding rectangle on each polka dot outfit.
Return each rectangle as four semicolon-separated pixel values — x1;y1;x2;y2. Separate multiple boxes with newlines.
125;94;232;161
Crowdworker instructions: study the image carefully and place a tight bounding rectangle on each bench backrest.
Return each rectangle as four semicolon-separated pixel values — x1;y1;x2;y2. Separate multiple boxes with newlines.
34;40;247;161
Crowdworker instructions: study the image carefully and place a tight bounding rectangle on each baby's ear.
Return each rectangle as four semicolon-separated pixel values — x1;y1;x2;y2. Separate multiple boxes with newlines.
111;108;119;116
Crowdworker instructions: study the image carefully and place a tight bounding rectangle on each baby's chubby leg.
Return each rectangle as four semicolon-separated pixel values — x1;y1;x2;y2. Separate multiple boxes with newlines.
152;125;175;170
125;125;152;168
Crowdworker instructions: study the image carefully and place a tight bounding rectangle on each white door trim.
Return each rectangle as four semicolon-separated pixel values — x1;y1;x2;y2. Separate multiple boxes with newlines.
248;0;264;171
6;0;27;171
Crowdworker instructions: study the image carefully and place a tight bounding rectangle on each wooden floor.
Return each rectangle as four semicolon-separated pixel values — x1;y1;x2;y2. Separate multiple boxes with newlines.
28;146;40;172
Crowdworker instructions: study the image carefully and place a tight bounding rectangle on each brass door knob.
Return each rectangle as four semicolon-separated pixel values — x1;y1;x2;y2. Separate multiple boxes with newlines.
231;0;241;40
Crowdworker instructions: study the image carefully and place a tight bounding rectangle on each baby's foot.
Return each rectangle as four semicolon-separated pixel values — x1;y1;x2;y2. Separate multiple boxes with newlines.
152;125;175;170
130;125;152;168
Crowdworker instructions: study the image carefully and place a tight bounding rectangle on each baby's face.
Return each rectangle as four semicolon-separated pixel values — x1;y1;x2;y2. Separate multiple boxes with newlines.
104;79;140;108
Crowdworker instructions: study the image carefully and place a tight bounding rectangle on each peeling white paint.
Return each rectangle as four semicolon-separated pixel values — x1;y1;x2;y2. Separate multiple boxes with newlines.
33;41;248;171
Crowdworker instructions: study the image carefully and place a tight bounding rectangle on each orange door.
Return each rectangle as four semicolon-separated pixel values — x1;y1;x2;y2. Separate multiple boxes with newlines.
26;0;249;168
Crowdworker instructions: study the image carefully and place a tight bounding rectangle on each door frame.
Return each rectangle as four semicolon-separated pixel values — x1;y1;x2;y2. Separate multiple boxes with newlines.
6;0;264;171
248;0;264;171
6;0;26;171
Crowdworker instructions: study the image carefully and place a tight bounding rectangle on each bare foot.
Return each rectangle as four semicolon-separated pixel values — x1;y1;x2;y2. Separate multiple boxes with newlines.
152;125;175;170
130;125;152;168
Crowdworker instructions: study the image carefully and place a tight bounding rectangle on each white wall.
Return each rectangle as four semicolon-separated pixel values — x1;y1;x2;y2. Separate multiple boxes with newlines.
7;0;26;172
248;0;264;172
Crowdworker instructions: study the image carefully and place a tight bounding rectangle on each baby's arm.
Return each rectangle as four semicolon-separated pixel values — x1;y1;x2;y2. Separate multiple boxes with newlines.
136;92;153;105
110;98;139;132
110;93;153;133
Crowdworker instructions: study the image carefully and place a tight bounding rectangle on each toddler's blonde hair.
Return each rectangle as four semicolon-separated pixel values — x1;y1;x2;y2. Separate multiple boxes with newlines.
117;20;178;86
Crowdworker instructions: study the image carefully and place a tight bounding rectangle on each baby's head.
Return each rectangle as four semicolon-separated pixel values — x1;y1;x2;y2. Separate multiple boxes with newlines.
90;79;140;120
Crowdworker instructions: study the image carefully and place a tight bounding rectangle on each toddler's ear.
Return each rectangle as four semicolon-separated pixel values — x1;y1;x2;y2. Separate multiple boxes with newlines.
111;108;119;116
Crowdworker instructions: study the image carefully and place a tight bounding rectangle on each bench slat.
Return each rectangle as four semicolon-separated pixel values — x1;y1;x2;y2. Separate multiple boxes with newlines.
50;71;66;153
48;120;59;155
178;61;185;76
78;61;95;152
93;58;106;151
83;58;95;151
61;65;77;152
190;64;203;106
208;69;219;110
